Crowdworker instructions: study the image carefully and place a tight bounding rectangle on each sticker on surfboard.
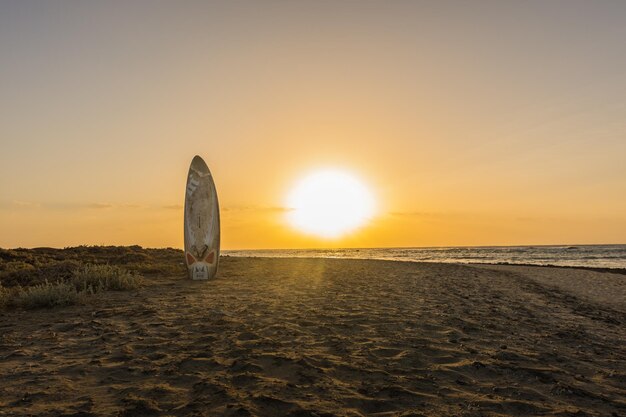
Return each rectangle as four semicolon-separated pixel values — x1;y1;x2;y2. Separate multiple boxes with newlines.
184;155;220;280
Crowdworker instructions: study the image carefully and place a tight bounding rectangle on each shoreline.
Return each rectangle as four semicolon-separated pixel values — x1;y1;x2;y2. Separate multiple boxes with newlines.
483;261;626;275
225;253;626;275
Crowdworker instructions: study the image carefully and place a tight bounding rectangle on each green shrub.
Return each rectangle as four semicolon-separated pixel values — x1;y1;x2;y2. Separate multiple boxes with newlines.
15;280;85;309
71;264;143;292
0;260;82;288
1;261;36;273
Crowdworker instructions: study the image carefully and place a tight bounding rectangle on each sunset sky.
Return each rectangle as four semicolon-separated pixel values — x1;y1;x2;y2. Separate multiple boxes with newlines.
1;1;626;249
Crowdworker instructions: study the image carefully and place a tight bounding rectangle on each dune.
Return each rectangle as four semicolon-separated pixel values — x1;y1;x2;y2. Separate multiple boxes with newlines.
1;257;625;416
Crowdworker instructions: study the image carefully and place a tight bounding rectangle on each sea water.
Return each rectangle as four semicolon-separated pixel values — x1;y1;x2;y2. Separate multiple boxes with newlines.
224;245;626;269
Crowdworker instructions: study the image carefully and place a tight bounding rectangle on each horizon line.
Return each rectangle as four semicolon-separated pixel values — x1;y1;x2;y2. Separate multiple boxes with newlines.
3;242;625;251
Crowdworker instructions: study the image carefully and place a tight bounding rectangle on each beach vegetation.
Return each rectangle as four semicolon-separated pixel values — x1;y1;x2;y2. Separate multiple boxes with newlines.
0;260;145;309
70;263;143;292
0;260;81;288
0;246;184;289
0;282;7;308
14;280;86;309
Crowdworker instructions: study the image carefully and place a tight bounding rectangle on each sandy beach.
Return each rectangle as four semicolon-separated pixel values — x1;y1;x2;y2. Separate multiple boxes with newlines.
1;256;625;416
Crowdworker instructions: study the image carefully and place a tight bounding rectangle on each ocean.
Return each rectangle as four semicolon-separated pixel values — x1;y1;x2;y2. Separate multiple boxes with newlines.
224;244;626;269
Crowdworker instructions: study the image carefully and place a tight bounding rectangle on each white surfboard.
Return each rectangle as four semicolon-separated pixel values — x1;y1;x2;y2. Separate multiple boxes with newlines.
184;155;220;280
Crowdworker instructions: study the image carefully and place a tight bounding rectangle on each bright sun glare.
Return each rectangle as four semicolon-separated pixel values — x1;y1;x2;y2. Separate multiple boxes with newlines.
286;170;375;238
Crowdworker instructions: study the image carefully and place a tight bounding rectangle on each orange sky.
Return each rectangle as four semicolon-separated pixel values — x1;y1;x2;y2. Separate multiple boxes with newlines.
1;1;626;249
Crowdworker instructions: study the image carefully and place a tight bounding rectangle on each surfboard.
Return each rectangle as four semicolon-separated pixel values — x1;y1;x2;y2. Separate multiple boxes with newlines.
184;155;220;280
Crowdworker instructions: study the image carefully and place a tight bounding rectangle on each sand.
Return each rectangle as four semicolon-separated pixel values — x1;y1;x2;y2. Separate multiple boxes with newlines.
1;257;625;416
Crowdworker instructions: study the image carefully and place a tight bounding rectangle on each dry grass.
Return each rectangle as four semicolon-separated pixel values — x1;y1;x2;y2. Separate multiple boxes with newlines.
14;280;85;309
71;264;143;292
0;264;143;309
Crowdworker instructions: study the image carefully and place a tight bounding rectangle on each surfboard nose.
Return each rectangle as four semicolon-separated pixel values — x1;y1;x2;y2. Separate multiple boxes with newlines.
190;155;210;175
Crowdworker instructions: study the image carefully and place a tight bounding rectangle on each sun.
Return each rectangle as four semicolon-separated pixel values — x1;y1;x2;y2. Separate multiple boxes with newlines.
286;169;375;238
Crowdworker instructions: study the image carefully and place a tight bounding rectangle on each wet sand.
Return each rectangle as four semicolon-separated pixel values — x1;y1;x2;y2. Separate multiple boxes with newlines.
1;257;625;416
